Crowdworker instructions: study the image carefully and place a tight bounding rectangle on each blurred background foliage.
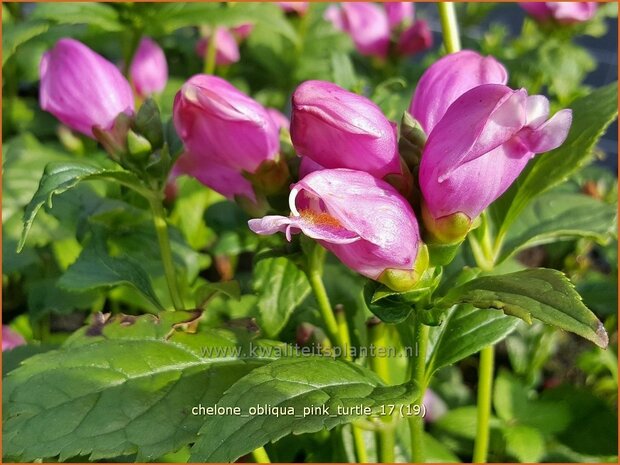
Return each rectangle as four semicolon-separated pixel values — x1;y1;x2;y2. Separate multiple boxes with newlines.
2;2;618;462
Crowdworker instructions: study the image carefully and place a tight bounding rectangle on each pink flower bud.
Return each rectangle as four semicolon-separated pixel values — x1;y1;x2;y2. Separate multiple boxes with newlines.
384;2;414;28
278;2;309;15
249;169;425;290
2;326;26;351
520;2;597;24
231;23;254;40
195;28;240;66
325;3;390;58
397;20;433;56
420;84;572;230
291;80;401;179
410;50;508;134
173;75;279;174
129;37;168;98
39;38;134;137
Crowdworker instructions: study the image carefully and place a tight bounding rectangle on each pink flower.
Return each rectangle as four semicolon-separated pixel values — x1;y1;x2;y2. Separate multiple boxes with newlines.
397;19;433;56
249;169;424;290
291;80;400;179
325;3;390;58
231;23;254;40
173;75;279;174
520;2;598;24
39;38;134;137
195;27;240;66
2;326;26;351
419;84;572;233
410;50;508;135
278;2;309;15
172;75;280;202
130;37;168;98
384;2;414;28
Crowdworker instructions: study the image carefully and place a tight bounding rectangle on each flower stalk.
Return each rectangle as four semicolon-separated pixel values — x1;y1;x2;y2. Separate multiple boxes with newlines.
148;195;184;311
472;346;495;463
408;315;429;463
438;3;461;54
369;321;395;463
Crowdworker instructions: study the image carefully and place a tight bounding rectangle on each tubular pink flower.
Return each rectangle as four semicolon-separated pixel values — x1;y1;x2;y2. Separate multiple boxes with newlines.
409;50;508;134
39;38;134;137
519;2;598;24
397;19;433;56
130;37;168;98
291;80;400;179
384;2;414;28
231;23;254;40
195;28;241;66
249;169;421;284
324;2;390;58
173;75;279;173
420;84;572;222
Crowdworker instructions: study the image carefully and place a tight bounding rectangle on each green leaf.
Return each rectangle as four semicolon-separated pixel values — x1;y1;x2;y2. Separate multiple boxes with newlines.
189;357;416;462
363;281;414;324
145;3;298;44
492;83;618;240
26;277;98;321
363;268;442;324
540;384;618;456
57;235;163;311
439;268;608;348
497;191;617;263
195;281;241;309
330;51;357;90
504;425;546;463
18;161;147;251
253;255;311;338
493;370;570;435
426;305;520;377
2;344;58;378
3;313;282;462
30;3;122;30
2;20;50;66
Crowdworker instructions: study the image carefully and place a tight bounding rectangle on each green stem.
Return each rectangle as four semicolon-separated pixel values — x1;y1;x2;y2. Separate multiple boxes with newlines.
306;245;367;462
352;426;368;463
251;446;271;464
148;196;184;311
473;346;494;463
335;306;352;361
408;315;429;463
438;2;461;54
203;28;218;75
369;322;395;463
308;270;342;349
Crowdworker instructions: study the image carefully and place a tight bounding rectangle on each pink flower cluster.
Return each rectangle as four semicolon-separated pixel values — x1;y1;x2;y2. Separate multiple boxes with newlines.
37;36;572;292
250;51;572;289
325;2;432;59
